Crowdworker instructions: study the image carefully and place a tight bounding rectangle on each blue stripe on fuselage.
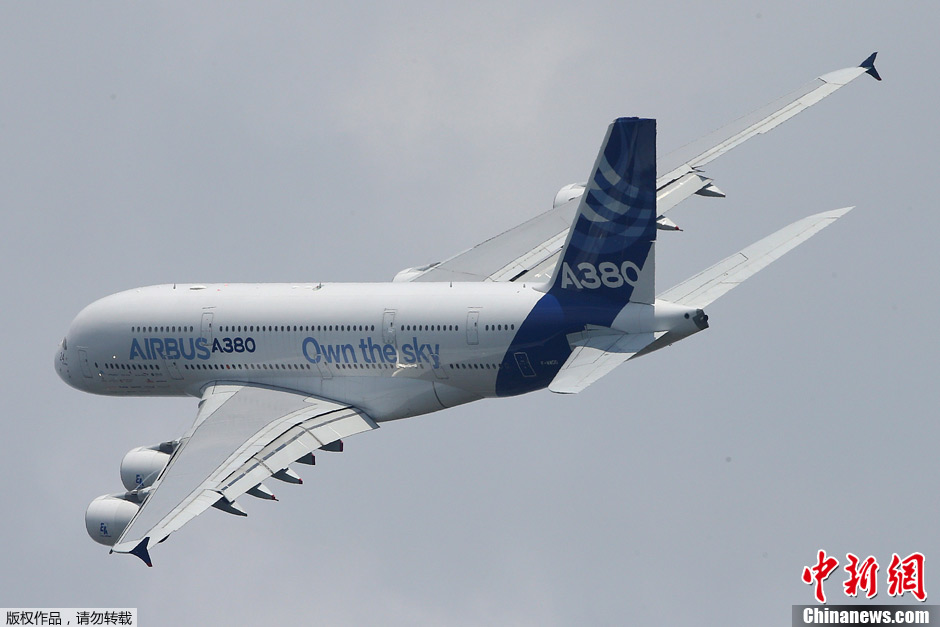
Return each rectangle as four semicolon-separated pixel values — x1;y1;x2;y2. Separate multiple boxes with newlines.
495;291;624;396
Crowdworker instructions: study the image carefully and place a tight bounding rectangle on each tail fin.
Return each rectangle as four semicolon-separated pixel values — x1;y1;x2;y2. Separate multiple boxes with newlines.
546;117;657;305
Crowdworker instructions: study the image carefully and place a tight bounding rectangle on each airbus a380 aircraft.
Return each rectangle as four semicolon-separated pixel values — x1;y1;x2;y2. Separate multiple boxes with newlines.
55;54;880;566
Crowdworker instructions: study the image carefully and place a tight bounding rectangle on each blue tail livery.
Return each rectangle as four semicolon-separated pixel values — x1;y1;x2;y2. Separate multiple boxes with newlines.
546;117;657;306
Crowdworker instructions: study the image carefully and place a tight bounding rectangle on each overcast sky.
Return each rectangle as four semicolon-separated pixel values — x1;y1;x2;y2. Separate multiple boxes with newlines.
2;2;938;625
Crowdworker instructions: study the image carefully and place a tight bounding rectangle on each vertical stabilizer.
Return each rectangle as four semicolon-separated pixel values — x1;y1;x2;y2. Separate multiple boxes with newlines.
546;117;657;305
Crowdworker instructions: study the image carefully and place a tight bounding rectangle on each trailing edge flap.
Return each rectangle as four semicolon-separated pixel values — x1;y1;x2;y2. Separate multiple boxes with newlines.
549;330;662;394
111;384;379;562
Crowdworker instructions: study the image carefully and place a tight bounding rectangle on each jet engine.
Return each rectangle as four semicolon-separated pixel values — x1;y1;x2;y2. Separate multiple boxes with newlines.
119;442;175;491
393;262;441;283
553;183;585;208
85;494;140;546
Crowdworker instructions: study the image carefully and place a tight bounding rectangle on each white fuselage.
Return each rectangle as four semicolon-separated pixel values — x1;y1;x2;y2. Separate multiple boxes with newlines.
55;281;704;422
55;282;545;421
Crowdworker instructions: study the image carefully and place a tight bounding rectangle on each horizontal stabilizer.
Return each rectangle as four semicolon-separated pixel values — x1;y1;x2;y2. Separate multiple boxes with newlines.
658;207;854;309
549;330;661;394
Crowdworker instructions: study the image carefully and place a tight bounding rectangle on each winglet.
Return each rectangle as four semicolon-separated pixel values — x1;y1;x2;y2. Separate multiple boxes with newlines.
860;52;881;81
129;537;153;567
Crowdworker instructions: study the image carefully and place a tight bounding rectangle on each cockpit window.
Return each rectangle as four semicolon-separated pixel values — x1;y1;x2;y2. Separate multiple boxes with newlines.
62;337;67;350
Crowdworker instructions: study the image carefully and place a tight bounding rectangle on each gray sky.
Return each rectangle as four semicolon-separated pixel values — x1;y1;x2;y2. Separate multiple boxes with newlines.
2;2;937;625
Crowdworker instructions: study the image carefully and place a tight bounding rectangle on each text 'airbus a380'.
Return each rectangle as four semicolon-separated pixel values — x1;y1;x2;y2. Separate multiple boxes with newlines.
55;54;881;566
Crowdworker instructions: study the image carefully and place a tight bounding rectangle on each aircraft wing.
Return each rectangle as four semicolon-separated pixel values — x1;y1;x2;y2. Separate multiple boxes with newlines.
110;384;379;566
395;198;579;284
400;54;879;285
656;53;880;207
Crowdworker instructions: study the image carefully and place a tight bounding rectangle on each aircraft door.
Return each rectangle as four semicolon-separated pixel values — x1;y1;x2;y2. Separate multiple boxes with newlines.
432;345;449;380
466;310;480;345
78;349;92;378
164;360;183;380
200;311;214;343
315;359;333;379
514;352;537;378
383;310;397;347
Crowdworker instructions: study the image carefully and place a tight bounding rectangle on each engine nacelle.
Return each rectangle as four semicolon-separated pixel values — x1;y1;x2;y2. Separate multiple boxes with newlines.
553;183;585;209
120;445;171;491
393;261;440;283
85;494;140;546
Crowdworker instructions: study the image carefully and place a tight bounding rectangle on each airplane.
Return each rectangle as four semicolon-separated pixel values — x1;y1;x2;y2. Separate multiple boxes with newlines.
55;53;881;566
